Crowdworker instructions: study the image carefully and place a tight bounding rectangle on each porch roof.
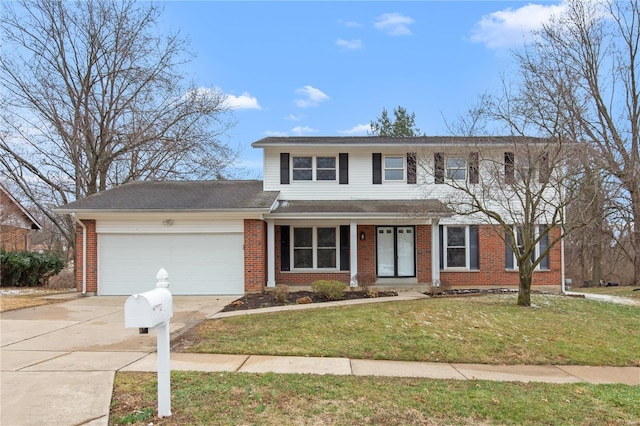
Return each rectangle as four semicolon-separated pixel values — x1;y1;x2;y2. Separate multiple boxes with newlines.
267;199;452;219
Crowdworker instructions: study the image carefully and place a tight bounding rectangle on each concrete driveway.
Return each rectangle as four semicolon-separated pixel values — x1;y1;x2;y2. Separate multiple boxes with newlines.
0;294;237;426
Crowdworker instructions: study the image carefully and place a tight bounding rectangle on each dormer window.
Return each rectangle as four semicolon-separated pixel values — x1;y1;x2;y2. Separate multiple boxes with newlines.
292;156;336;181
384;156;404;181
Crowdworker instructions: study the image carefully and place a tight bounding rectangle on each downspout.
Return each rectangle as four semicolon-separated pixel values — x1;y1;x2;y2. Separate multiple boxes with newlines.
74;214;87;295
560;231;566;294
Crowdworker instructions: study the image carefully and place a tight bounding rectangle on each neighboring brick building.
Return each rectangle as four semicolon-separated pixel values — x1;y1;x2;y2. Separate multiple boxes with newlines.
56;136;564;295
0;184;42;252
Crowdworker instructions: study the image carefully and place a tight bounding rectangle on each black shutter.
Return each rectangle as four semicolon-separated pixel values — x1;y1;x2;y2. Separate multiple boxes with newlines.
372;153;382;184
340;225;350;271
434;153;444;184
407;152;417;184
504;152;514;183
470;225;479;270
280;225;290;271
539;151;549;184
439;225;444;270
505;231;514;269
280;153;290;184
469;152;479;184
339;153;349;184
539;225;549;269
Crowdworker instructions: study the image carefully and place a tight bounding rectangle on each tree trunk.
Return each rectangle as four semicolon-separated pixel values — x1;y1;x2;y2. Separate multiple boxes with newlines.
592;240;602;286
517;267;533;306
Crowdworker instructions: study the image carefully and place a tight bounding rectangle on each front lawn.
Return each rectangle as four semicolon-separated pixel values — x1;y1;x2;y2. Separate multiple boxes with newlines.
174;294;640;366
110;371;640;425
0;288;74;312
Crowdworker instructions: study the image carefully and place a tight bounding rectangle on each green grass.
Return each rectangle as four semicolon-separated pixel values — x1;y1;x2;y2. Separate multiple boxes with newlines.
109;371;640;425
575;285;640;299
174;294;640;366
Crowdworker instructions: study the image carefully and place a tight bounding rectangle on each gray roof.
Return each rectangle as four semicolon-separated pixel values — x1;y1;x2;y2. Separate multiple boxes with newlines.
56;180;279;212
269;199;452;218
252;136;550;148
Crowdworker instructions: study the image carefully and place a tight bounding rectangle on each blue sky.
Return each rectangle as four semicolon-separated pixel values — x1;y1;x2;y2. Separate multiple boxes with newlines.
159;1;566;176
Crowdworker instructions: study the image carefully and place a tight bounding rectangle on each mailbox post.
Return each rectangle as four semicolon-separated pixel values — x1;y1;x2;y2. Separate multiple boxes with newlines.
124;268;173;418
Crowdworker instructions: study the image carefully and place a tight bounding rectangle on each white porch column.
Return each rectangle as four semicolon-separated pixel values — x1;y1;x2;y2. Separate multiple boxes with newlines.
349;221;358;287
266;220;276;287
431;218;441;286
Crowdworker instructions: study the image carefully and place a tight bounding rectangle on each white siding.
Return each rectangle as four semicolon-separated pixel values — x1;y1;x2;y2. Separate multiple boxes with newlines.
96;219;243;234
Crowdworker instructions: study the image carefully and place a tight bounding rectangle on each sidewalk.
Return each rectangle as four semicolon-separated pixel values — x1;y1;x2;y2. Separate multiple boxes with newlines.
122;352;640;386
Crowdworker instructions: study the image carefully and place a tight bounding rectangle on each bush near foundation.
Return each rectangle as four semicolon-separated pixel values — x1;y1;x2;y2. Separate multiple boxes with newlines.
311;279;346;301
0;250;64;287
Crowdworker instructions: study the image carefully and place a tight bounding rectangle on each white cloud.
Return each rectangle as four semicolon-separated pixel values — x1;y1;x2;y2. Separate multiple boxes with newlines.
285;114;301;121
374;13;415;36
471;2;567;49
336;38;364;50
223;91;261;110
264;130;288;137
338;124;371;135
291;126;318;136
338;19;363;28
294;85;330;108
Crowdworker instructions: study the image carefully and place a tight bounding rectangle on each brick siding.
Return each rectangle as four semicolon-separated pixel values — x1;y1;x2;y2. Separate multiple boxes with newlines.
75;220;97;293
244;219;267;292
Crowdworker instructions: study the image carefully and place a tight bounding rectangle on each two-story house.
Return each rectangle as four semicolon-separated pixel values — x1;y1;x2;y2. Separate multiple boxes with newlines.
56;136;563;295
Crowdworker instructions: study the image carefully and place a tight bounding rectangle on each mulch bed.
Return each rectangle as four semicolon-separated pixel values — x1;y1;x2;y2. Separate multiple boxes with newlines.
221;290;398;312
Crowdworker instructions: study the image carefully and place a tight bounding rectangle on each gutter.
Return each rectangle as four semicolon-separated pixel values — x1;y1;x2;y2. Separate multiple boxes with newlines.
74;214;87;296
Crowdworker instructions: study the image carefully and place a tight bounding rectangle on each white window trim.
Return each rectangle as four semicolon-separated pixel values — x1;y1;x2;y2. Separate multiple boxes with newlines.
446;156;467;181
291;156;337;182
383;155;405;182
509;226;548;271
442;225;471;270
291;226;340;270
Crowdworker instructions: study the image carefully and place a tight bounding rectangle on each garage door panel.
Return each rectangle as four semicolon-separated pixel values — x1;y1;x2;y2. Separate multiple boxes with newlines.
99;234;244;295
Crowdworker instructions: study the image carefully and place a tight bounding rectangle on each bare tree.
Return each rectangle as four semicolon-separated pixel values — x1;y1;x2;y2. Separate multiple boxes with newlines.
0;0;237;249
515;0;640;286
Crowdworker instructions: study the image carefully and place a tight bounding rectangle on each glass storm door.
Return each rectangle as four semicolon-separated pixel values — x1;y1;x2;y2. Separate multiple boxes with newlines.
376;226;415;277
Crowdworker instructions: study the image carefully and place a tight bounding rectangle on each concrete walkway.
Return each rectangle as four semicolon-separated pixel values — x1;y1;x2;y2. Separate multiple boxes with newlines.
1;292;639;426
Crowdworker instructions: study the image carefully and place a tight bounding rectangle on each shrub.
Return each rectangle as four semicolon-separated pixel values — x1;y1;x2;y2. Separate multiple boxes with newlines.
0;250;64;287
352;272;377;292
273;284;289;303
311;280;346;301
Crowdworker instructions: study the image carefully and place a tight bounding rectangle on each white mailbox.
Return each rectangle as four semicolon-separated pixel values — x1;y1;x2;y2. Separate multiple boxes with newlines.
125;287;173;329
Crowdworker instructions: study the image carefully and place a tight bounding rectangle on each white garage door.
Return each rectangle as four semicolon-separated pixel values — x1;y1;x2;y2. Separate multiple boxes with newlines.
98;233;244;295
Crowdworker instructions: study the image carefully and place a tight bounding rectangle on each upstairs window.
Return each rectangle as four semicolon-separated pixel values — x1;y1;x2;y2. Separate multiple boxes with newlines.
446;157;467;180
292;157;313;181
292;156;336;181
384;156;404;181
316;157;336;180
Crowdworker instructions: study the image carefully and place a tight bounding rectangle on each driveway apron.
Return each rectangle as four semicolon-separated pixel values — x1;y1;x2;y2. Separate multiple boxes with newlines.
0;295;237;426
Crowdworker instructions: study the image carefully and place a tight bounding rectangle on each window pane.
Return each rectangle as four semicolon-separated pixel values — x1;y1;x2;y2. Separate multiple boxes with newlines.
447;248;466;267
317;249;336;268
316;157;335;169
316;170;336;180
447;157;466;169
293;157;312;168
293;228;312;247
447;227;466;247
385;157;403;168
317;228;336;247
294;249;313;268
292;170;312;180
447;169;466;180
385;169;403;180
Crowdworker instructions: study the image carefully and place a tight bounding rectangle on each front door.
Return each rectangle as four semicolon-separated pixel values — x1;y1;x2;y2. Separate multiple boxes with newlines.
376;226;415;277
